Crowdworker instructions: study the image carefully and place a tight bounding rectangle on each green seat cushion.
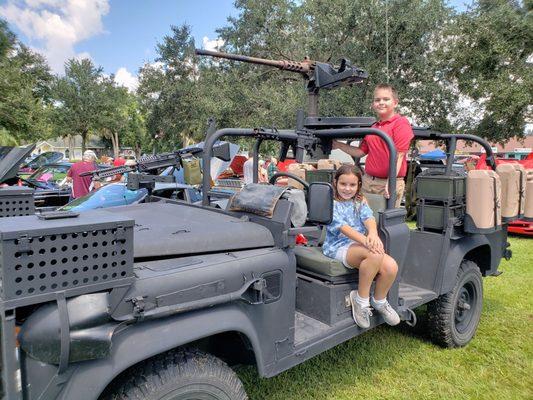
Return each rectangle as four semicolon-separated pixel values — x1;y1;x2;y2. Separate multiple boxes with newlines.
294;246;354;277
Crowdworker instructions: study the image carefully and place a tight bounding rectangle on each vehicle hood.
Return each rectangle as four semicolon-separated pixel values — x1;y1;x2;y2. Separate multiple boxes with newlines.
0;145;36;183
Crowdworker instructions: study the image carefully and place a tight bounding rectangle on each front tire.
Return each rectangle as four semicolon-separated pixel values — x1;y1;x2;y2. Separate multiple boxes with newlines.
427;260;483;348
103;348;248;400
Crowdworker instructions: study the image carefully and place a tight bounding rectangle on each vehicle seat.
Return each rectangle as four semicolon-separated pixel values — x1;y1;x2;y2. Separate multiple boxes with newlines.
295;246;356;283
365;193;386;222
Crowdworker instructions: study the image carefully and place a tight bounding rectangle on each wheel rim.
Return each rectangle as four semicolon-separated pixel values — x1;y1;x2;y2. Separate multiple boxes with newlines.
454;281;478;334
160;383;232;400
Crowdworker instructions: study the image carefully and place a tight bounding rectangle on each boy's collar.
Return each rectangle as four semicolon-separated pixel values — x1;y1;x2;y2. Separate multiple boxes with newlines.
375;113;400;125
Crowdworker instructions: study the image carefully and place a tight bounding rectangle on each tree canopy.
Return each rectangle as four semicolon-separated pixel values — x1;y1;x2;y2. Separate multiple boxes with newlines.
1;1;531;152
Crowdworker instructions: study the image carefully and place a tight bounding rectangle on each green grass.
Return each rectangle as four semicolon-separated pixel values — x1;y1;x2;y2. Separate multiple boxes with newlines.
237;235;533;400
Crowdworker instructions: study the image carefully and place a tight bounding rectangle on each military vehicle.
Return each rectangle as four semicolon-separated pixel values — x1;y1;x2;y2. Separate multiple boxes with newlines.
0;51;513;400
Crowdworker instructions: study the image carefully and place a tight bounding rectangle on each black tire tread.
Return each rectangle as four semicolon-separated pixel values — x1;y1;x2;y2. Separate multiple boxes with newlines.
427;260;483;348
102;348;248;400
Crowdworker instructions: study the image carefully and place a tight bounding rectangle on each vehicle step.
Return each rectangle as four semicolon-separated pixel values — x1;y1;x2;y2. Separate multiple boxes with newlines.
294;311;332;345
398;283;437;309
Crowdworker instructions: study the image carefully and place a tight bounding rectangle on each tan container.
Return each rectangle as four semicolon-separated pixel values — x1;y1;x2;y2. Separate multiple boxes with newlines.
287;163;315;189
511;164;526;216
317;159;341;170
466;170;501;231
525;169;533;219
497;164;521;220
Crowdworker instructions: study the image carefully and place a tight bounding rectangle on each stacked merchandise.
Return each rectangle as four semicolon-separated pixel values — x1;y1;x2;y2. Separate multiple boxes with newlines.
305;159;342;186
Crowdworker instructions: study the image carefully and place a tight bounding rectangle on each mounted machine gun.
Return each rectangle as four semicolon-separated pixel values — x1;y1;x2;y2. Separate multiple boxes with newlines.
80;142;231;193
195;49;368;118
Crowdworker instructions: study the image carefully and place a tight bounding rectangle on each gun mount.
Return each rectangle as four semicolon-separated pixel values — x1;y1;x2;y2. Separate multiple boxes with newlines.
195;49;368;117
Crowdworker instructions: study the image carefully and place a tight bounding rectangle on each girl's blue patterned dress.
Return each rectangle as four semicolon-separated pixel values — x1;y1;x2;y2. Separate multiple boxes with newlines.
322;200;374;258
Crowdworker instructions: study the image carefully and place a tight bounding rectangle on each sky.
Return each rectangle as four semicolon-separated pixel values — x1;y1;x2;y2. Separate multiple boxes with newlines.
0;0;471;92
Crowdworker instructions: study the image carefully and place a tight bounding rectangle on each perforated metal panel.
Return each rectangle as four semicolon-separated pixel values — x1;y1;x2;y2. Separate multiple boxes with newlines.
0;187;34;217
0;210;134;306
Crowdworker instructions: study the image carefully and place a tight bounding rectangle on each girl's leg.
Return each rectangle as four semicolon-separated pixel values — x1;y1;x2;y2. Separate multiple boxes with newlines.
373;255;398;300
344;245;385;298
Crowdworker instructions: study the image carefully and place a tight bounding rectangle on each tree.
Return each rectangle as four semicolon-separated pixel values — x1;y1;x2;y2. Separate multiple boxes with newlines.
137;25;202;151
0;19;53;144
442;0;532;142
51;59;108;154
215;0;457;132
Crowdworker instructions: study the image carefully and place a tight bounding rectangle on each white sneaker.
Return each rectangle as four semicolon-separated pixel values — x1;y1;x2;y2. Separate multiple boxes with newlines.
371;299;400;326
349;290;372;329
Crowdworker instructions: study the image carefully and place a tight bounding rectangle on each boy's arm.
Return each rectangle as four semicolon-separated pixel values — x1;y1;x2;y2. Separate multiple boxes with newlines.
332;140;366;158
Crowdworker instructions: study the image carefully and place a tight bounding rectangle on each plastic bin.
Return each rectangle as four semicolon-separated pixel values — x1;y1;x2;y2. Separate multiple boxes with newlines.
415;171;465;204
416;200;464;231
306;169;336;185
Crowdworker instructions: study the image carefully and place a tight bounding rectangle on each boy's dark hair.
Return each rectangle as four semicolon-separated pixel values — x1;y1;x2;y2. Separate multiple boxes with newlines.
333;164;363;201
374;83;399;100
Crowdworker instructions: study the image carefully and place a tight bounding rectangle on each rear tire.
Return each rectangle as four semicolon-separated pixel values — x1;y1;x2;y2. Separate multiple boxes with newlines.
427;260;483;348
103;348;248;400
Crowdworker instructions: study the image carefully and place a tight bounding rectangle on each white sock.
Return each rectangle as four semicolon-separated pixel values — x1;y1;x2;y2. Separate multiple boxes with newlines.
355;292;370;308
372;297;387;308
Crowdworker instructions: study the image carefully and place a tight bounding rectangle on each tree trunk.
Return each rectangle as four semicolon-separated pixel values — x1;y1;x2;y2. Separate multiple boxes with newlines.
111;131;119;159
81;130;87;155
67;136;75;160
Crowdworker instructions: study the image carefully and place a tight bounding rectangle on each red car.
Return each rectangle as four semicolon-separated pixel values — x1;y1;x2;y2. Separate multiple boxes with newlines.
507;219;533;237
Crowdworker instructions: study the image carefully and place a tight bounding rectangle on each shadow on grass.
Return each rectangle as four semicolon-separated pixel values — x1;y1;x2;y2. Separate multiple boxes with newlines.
236;324;429;400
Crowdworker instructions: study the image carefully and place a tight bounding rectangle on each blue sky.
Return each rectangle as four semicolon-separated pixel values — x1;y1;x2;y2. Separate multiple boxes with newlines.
1;0;471;91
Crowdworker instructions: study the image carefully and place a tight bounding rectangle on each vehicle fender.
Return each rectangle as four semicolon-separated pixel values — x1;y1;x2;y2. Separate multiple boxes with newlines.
440;234;490;294
58;304;266;400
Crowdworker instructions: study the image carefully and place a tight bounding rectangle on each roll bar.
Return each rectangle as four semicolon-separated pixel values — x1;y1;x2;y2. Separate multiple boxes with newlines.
312;128;398;209
413;129;497;170
202;128;298;205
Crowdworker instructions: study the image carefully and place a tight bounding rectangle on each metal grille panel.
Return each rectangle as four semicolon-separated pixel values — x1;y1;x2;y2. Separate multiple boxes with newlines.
0;211;134;304
0;188;34;217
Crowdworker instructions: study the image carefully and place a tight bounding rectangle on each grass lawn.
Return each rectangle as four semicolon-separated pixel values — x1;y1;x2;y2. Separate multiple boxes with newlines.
237;235;533;400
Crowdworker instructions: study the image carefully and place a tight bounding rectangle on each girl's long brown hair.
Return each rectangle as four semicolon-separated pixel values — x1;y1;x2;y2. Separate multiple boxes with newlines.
333;164;363;202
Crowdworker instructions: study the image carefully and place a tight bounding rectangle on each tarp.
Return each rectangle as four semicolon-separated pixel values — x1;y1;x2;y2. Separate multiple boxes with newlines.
475;154;533;170
420;149;446;160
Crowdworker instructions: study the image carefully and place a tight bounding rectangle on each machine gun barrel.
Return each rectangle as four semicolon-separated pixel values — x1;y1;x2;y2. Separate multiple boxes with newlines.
195;49;313;75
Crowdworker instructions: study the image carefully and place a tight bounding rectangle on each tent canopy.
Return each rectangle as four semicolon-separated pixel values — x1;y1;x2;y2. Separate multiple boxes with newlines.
420;149;446;160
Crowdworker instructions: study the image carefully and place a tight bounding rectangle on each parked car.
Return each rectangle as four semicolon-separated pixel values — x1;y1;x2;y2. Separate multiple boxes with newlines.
507;219;533;237
58;181;203;212
25;162;74;208
19;151;64;176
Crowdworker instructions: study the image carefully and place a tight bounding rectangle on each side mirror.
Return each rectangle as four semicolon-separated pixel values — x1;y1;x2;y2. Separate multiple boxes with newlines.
307;182;333;224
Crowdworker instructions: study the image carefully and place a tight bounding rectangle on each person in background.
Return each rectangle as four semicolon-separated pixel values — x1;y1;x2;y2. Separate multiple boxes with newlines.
333;83;414;207
66;150;98;199
267;156;278;181
243;151;254;185
258;159;268;183
113;155;126;167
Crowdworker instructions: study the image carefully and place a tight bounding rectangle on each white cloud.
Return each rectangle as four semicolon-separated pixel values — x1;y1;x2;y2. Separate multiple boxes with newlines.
0;0;110;73
202;36;224;51
114;67;138;93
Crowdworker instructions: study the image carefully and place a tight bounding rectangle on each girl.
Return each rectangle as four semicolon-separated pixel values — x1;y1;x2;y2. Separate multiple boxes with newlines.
322;164;400;328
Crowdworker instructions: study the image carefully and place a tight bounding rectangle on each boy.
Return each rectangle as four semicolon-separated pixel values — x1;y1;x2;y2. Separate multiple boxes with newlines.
333;84;414;207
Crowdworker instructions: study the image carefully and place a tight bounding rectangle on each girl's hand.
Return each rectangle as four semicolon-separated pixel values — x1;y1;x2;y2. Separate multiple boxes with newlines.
366;232;384;254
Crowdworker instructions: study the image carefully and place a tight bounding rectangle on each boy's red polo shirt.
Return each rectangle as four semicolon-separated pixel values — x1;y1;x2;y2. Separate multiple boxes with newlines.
359;114;413;178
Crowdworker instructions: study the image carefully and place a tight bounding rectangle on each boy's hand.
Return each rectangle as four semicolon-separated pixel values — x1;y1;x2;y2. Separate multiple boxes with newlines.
365;232;384;254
